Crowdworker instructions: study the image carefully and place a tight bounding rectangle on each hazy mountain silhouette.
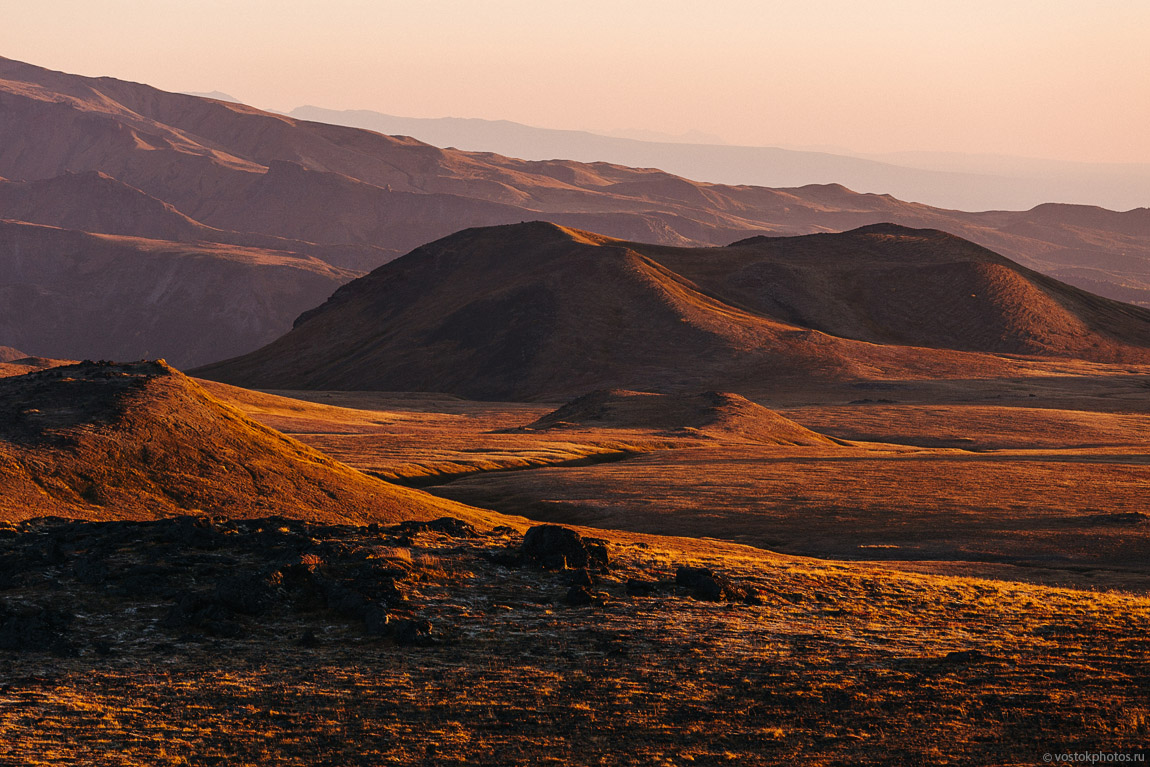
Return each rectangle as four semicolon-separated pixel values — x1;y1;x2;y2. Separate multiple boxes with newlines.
291;106;1150;213
0;171;392;269
0;220;355;367
195;223;1150;400
181;90;243;103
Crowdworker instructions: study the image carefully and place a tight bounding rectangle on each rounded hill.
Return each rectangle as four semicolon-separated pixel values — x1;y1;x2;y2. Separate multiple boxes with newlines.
529;389;836;445
194;222;1150;400
0;360;487;524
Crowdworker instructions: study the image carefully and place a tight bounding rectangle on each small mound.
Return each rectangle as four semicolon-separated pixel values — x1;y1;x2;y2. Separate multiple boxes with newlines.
0;360;489;525
528;390;834;446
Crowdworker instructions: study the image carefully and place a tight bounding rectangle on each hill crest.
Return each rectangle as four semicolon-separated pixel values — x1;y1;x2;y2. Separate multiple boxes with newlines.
194;222;1150;399
0;360;489;524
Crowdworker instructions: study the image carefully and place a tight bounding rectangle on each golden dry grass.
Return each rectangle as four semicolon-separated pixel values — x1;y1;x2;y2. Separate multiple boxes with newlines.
207;371;1150;593
1;521;1147;765
1;367;1148;763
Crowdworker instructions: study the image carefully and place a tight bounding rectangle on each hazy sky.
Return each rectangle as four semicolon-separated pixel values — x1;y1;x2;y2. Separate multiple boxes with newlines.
4;0;1149;163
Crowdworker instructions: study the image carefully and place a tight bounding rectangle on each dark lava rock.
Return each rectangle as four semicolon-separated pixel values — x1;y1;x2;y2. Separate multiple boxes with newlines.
566;568;594;588
391;517;479;538
625;578;660;596
522;525;609;570
483;550;524;568
1083;512;1149;527
162;592;243;638
942;649;995;665
392;618;434;647
70;554;109;585
276;563;326;611
297;630;321;648
114;564;175;598
214;571;284;616
320;582;372;620
363;605;393;636
0;601;74;653
675;566;755;603
564;585;596;606
158;515;224;549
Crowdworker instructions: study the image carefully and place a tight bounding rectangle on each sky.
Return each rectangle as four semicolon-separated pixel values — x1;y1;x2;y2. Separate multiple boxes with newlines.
3;0;1149;164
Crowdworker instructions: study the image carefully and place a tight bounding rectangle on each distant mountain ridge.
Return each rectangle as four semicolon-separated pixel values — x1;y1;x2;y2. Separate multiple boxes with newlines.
194;222;1150;400
3;55;1150;365
0;219;355;366
290;105;1150;213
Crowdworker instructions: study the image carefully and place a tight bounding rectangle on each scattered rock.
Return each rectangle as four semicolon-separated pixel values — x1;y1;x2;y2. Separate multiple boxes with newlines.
1082;512;1148;527
391;517;480;538
113;564;174;598
566;568;594;588
942;649;995;665
564;585;596;606
625;578;660;596
392;618;434;647
483;550;524;568
214;571;284;616
675;565;757;604
70;554;109;585
521;525;609;570
363;605;392;636
162;592;243;638
159;515;224;549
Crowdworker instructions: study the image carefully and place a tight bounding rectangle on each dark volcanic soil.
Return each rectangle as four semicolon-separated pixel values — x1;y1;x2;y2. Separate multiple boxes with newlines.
1;516;1148;765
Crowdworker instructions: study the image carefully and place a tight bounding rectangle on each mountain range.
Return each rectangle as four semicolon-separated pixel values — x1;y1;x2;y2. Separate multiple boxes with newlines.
2;55;1150;366
290;105;1150;213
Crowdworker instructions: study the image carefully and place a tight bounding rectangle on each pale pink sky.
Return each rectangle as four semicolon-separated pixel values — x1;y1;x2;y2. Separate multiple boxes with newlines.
4;0;1149;163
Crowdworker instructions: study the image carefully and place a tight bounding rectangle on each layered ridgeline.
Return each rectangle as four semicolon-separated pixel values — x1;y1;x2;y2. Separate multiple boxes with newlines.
0;360;489;524
195;223;1150;400
3;57;1150;369
0;220;356;365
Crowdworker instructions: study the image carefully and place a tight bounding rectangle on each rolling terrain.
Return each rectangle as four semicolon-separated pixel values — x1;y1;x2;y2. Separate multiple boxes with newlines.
4;56;1150;367
195;222;1150;399
3;54;1150;765
194;369;1150;592
0;360;494;525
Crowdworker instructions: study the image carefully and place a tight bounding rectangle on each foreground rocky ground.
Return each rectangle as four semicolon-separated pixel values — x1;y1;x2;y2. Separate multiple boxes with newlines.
1;515;1148;765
